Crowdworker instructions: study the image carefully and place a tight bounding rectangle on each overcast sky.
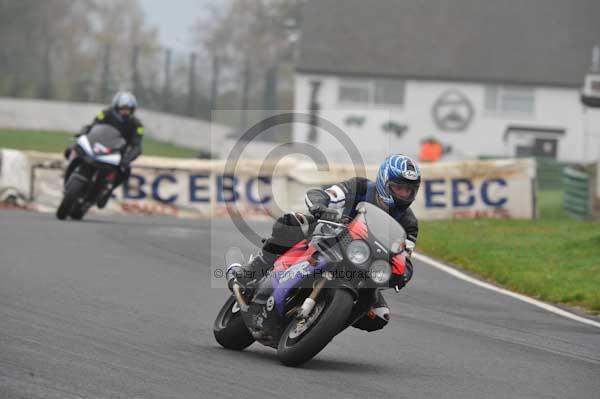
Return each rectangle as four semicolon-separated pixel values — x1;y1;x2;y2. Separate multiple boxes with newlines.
139;0;217;53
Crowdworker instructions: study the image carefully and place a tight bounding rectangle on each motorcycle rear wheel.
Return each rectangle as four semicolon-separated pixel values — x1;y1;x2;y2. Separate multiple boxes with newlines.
213;295;255;350
277;288;354;367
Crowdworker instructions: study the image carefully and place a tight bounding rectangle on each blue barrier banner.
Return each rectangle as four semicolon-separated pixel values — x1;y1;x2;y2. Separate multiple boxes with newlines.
26;153;536;220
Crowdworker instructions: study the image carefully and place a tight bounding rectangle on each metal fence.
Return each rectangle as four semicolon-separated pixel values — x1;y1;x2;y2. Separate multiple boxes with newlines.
536;157;566;190
562;166;592;219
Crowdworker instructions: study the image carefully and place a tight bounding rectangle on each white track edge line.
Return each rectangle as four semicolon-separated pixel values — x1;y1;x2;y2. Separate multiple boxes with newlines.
413;252;600;329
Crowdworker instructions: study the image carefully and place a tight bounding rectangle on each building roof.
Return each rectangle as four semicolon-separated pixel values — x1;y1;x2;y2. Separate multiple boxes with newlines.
297;0;600;87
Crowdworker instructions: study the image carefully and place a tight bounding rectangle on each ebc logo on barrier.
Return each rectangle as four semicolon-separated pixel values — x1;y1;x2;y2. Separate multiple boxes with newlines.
121;173;272;205
424;178;508;208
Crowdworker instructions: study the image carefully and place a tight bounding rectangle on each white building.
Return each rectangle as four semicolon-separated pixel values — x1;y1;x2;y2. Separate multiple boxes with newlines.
293;0;600;164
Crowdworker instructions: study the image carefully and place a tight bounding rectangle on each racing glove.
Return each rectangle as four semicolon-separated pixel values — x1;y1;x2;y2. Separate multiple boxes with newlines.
308;204;339;222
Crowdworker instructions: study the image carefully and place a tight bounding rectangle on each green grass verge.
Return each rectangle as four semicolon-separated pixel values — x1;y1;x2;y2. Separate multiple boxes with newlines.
0;128;198;158
419;190;600;313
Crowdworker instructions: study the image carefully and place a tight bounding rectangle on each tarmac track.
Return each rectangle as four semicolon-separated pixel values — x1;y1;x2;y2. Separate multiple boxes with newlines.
1;209;599;399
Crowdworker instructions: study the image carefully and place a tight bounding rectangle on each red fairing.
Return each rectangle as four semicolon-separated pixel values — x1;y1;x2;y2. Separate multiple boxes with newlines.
391;253;406;276
348;219;368;240
273;240;317;271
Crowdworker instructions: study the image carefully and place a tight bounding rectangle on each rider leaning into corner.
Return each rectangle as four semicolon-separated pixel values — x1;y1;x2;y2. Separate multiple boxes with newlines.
227;154;421;333
64;91;144;208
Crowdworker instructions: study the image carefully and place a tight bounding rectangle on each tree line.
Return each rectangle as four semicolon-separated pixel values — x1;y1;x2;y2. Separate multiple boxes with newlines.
0;0;303;126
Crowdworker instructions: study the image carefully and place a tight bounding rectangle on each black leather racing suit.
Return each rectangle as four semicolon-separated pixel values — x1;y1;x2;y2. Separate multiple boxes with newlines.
252;177;419;332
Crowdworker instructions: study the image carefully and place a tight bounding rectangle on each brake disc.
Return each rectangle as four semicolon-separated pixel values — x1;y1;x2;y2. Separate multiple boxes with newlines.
288;300;325;339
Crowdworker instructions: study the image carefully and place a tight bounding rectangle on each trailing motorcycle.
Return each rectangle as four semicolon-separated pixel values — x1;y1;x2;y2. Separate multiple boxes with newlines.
213;202;410;366
56;125;126;220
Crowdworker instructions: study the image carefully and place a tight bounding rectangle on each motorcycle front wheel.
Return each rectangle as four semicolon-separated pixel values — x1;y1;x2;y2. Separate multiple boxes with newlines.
213;295;255;350
277;288;354;367
70;207;86;220
56;176;86;220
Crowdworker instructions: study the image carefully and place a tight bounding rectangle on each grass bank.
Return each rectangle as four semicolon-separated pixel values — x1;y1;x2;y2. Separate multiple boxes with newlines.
418;190;600;313
0;128;198;158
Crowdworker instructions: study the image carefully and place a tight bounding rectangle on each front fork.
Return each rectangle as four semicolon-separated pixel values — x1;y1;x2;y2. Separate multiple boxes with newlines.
68;163;114;205
297;272;333;318
232;284;249;312
98;170;117;196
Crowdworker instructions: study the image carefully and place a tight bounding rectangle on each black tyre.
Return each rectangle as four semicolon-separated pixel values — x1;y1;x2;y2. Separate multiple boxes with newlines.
56;200;70;220
56;177;86;220
70;208;86;221
213;296;255;350
277;288;354;367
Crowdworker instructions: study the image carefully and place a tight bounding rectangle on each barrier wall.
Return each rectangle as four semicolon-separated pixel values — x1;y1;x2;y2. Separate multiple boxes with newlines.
0;149;537;220
286;158;537;219
0;97;231;152
0;149;31;208
29;155;290;218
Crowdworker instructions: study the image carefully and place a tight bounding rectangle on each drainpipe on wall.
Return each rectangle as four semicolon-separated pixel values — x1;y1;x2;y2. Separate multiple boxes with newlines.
595;162;600;219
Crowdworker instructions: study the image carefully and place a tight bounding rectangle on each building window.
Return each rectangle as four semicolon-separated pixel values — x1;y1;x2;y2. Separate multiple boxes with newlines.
485;85;535;115
339;80;370;103
374;79;404;105
339;78;404;106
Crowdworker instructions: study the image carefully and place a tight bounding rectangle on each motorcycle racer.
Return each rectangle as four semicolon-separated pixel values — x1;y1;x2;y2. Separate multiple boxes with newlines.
227;154;421;332
64;91;144;208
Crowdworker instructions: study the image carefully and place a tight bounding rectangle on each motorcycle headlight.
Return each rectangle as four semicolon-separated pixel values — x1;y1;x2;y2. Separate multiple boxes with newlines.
369;260;391;284
345;240;370;265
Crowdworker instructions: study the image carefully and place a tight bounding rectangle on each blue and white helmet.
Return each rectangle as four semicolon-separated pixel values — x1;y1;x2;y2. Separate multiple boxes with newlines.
375;154;421;209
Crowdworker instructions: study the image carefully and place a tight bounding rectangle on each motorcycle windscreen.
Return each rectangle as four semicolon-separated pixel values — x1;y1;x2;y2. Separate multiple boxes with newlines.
358;201;407;254
87;125;127;152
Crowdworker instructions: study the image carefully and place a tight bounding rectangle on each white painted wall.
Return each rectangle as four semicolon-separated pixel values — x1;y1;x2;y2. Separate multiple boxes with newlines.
294;73;598;164
0;97;232;153
0;149;31;200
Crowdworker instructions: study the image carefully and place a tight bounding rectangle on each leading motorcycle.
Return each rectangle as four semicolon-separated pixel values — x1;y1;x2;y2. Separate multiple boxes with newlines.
56;125;126;220
213;202;410;366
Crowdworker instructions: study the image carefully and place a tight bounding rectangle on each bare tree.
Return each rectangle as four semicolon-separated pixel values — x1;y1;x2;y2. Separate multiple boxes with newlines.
89;0;160;101
194;0;304;113
0;0;254;120
0;0;161;105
